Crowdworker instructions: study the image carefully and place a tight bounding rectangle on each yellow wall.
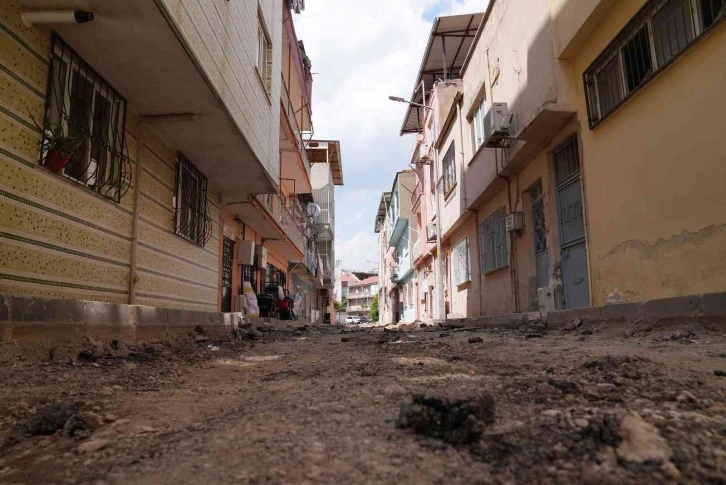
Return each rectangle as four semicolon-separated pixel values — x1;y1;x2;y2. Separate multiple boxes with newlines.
1;0;220;311
572;0;726;304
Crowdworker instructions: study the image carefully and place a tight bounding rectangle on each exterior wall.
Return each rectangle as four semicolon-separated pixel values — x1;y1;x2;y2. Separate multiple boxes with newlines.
0;2;220;311
438;107;465;238
157;0;282;183
571;0;726;305
447;219;479;317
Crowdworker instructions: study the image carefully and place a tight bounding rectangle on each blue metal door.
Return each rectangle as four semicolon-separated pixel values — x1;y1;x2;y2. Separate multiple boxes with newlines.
554;137;589;309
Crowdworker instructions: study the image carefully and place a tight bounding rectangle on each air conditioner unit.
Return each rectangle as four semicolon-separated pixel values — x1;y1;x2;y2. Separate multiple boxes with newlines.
237;240;255;265
483;103;514;147
505;212;524;232
255;245;267;269
426;222;437;242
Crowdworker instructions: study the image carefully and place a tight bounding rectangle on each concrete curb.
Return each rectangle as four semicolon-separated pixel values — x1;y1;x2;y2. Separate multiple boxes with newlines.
449;292;726;331
0;294;243;346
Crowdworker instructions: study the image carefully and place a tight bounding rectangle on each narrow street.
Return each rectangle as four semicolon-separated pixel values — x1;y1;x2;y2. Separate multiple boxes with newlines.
1;321;725;484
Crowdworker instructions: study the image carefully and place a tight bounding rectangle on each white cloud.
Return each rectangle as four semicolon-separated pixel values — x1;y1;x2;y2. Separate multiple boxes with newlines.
335;230;380;272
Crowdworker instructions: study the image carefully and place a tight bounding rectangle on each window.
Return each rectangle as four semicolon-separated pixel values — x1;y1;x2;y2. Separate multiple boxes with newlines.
584;0;724;128
452;238;471;286
173;154;212;247
471;96;488;153
479;208;508;273
439;142;456;197
266;264;286;287
41;35;131;202
257;11;273;97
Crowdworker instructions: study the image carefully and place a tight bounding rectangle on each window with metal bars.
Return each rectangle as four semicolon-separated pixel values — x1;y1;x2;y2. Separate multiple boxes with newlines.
452;238;471;286
479;208;508;274
173;154;212;247
584;0;724;128
439;142;456;197
40;35;131;202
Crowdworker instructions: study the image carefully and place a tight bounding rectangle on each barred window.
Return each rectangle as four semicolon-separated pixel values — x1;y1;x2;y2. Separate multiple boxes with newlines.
479;208;508;274
439;142;456;197
41;35;131;202
584;0;724;128
173;154;212;247
452;238;471;286
257;11;273;97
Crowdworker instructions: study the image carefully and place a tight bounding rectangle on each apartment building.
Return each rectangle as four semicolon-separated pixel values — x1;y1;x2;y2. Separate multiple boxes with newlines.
307;140;344;323
347;276;378;319
0;0;340;334
375;170;417;324
391;1;725;321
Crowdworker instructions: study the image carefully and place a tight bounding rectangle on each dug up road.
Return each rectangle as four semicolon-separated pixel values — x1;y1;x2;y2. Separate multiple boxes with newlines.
1;318;725;484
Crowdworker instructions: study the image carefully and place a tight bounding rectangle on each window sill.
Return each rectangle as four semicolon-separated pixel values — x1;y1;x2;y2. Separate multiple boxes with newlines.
443;183;457;201
255;67;273;106
483;263;509;277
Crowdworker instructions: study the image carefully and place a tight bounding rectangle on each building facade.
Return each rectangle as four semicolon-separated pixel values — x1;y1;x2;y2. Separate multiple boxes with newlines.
382;1;725;322
1;0;342;325
347;276;378;319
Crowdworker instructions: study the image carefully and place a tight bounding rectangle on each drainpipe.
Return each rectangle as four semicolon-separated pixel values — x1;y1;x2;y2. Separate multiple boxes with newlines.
128;113;201;304
128;118;145;304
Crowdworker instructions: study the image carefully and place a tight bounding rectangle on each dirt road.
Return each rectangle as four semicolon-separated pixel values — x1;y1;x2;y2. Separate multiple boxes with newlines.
1;320;725;484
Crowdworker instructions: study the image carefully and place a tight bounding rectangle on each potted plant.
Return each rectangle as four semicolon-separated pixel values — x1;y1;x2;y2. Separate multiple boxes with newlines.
31;113;85;174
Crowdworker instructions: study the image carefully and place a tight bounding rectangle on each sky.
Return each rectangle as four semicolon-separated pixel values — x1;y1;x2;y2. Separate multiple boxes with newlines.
296;0;487;273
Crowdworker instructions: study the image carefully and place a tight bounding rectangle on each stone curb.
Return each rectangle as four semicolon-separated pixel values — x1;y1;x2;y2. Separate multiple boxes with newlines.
457;292;726;330
0;294;244;345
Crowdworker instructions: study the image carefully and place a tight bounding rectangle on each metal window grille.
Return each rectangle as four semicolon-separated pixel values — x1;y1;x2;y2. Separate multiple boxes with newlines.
438;142;456;196
452;238;471;286
479;207;508;274
266;264;286;287
173;154;212;247
40;35;131;202
531;181;548;255
584;0;725;128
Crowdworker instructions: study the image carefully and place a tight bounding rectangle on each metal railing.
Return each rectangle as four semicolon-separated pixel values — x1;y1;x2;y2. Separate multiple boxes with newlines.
319;253;332;279
348;290;373;299
254;192;307;255
411;179;423;206
281;76;311;175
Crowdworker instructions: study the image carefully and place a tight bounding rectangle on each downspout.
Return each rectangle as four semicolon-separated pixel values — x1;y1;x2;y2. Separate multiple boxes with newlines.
128;118;145;304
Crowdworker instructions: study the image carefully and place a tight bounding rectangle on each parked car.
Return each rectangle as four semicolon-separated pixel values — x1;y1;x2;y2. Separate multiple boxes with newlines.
359;317;370;324
345;316;355;324
352;316;361;324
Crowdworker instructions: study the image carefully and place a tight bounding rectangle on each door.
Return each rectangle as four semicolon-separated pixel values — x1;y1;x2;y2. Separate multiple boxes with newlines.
554;137;589;309
221;236;234;312
531;181;549;296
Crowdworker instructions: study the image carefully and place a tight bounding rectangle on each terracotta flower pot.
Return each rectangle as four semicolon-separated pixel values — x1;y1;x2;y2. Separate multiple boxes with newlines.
45;149;71;173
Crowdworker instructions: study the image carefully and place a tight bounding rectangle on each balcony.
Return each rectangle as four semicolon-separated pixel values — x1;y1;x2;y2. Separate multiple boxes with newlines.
280;76;312;194
319;253;334;289
348;290;373;299
411;179;423;207
21;0;277;197
226;192;307;260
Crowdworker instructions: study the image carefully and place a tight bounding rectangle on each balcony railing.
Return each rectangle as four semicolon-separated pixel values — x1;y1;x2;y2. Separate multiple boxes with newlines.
348;290;373;298
281;76;311;176
411;179;423;206
254;192;307;255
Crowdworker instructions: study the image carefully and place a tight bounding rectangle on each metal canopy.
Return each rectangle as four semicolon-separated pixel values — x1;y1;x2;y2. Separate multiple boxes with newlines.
307;139;344;186
400;12;484;135
374;192;392;233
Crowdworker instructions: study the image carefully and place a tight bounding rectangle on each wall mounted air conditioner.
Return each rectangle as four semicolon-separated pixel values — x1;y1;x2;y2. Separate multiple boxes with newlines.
255;245;267;269
237;240;255;265
483;103;514;147
426;222;437;242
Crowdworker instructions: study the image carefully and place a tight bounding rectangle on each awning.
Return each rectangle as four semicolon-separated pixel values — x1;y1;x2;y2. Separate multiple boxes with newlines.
374;192;392;233
307;140;343;186
400;12;484;135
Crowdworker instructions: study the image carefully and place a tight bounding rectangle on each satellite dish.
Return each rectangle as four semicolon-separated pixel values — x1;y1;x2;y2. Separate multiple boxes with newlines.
306;203;321;218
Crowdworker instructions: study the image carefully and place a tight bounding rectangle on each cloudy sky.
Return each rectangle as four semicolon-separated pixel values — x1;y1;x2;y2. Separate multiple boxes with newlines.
296;0;487;273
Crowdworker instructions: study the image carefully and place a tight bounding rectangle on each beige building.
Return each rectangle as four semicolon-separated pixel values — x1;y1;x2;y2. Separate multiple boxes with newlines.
394;0;725;320
1;0;339;331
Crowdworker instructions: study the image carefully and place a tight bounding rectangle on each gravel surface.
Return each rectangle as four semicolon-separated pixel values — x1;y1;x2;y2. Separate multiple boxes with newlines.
1;319;725;484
